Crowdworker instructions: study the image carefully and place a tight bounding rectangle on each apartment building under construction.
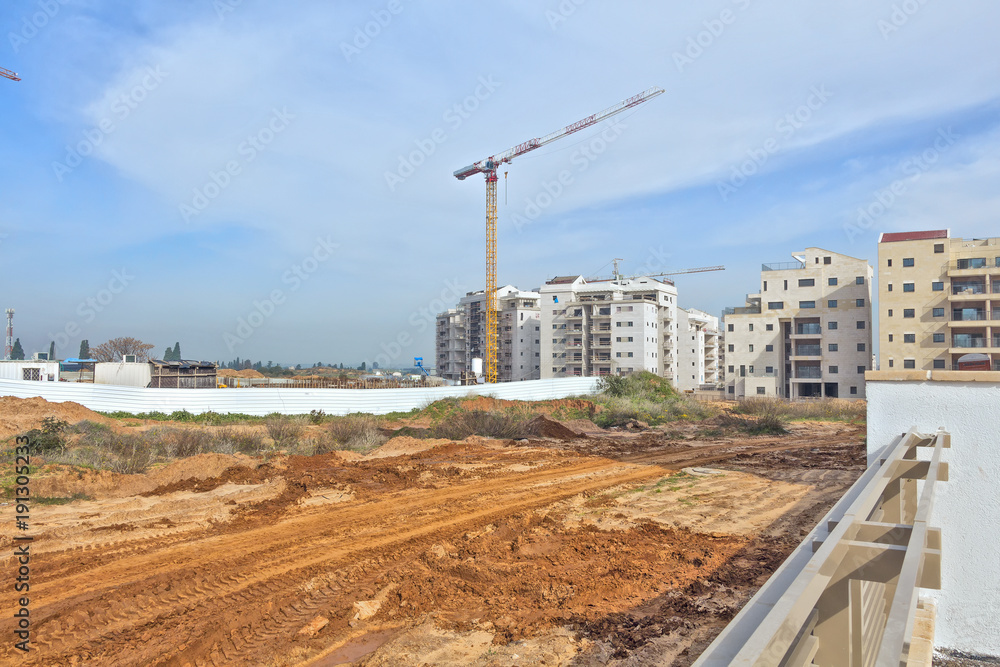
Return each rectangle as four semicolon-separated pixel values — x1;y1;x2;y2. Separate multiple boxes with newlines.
435;286;541;382
676;308;723;392
724;248;873;399
878;229;1000;372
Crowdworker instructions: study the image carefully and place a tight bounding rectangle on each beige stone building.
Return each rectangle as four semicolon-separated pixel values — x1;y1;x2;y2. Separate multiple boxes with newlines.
724;248;873;399
878;230;1000;372
538;275;679;382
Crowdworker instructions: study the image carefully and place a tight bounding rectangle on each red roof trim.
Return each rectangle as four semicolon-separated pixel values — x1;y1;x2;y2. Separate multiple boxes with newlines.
879;230;949;243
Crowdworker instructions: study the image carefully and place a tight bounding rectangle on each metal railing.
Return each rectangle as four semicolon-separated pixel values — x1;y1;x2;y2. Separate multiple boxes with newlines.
794;367;822;379
952;309;987;321
796;324;822;335
795;345;822;356
695;427;948;667
952;282;986;295
953;335;987;348
762;261;806;271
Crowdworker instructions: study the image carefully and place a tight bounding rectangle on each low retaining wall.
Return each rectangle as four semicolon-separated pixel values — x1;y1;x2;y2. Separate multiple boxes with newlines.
0;377;602;417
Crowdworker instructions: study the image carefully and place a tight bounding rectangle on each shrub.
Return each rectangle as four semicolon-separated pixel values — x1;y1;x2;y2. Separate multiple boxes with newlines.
432;409;532;440
325;415;387;453
265;415;305;446
216;426;267;455
309;409;327;425
719;409;788;436
21;417;70;454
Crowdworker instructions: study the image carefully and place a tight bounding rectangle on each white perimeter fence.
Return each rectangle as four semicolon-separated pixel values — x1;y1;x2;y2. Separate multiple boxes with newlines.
0;377;602;416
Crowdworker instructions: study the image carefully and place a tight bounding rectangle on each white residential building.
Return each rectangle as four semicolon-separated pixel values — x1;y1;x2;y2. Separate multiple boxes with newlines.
676;308;722;391
435;286;541;382
538;275;679;381
723;248;873;400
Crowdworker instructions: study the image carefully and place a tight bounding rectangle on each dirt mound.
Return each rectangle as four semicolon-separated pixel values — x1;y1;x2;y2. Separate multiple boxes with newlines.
366;436;453;459
457;396;595;417
217;368;265;378
525;415;582;441
0;396;117;438
30;453;256;500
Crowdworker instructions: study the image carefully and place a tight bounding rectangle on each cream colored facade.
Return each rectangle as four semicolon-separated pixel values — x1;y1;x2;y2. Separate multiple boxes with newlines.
724;248;873;399
676;308;722;391
878;230;1000;372
538;275;679;382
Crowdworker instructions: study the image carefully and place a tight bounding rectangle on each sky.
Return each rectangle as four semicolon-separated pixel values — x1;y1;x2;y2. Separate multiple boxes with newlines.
1;1;998;368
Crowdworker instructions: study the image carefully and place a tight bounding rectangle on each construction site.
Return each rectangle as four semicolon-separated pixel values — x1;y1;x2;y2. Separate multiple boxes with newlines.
0;390;867;665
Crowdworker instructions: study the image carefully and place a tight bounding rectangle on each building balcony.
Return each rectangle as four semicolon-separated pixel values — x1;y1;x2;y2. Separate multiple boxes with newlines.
794;323;823;335
791;367;823;379
589;326;612;333
762;261;805;272
590;355;612;363
566;311;584;320
794;344;822;356
592;339;612;348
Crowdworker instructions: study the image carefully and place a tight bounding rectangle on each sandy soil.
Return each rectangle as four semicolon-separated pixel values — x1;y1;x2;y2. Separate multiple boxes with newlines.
0;406;865;666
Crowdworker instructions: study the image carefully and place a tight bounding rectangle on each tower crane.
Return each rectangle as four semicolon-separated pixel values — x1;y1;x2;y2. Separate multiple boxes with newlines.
454;87;664;383
1;67;21;82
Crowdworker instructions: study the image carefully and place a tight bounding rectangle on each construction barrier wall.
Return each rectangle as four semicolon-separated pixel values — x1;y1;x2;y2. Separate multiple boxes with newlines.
0;376;602;417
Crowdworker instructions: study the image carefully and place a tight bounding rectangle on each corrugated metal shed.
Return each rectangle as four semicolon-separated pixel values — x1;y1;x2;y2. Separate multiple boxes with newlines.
0;377;601;416
0;360;60;381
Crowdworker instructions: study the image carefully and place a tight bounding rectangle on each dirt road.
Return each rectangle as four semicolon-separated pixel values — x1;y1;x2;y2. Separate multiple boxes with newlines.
0;422;864;666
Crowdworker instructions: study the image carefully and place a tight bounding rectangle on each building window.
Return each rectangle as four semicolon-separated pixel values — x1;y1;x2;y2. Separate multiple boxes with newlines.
728;323;734;332
957;258;987;269
627;352;633;358
887;259;892;267
856;298;865;307
903;309;915;318
766;323;774;331
768;301;784;310
800;300;816;309
903;359;916;369
616;352;622;358
829;343;838;351
749;323;754;331
828;321;838;330
756;387;766;395
829;277;838;286
824;256;832;265
728;365;734;373
902;258;914;267
904;334;916;343
828;300;838;308
799;278;815;287
887;309;893;317
934;243;944;253
765;344;773;352
857;366;866;374
749;344;754;352
728;386;735;394
856;276;865;285
850;386;858;395
933;359;946;369
932;308;944;317
784;280;788;290
748;365;754;374
903;283;915;292
889;359;894;368
888;284;893;292
829;366;838;374
765;366;774;373
857;343;866;351
888;334;894;342
933;333;945;343
728;344;734;352
763;280;767;291
857;321;866;329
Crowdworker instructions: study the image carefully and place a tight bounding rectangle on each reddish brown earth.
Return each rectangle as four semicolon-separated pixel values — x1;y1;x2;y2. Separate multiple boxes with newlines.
0;415;865;666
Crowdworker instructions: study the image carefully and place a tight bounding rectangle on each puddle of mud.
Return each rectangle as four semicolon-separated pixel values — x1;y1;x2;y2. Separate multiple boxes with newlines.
313;628;400;666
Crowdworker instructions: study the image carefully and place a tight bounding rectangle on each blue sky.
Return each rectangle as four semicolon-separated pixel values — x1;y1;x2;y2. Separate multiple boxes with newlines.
2;1;998;367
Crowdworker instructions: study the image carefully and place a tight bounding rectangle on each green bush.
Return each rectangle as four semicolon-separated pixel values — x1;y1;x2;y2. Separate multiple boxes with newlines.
20;417;70;454
323;415;387;453
431;409;532;440
264;415;305;446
